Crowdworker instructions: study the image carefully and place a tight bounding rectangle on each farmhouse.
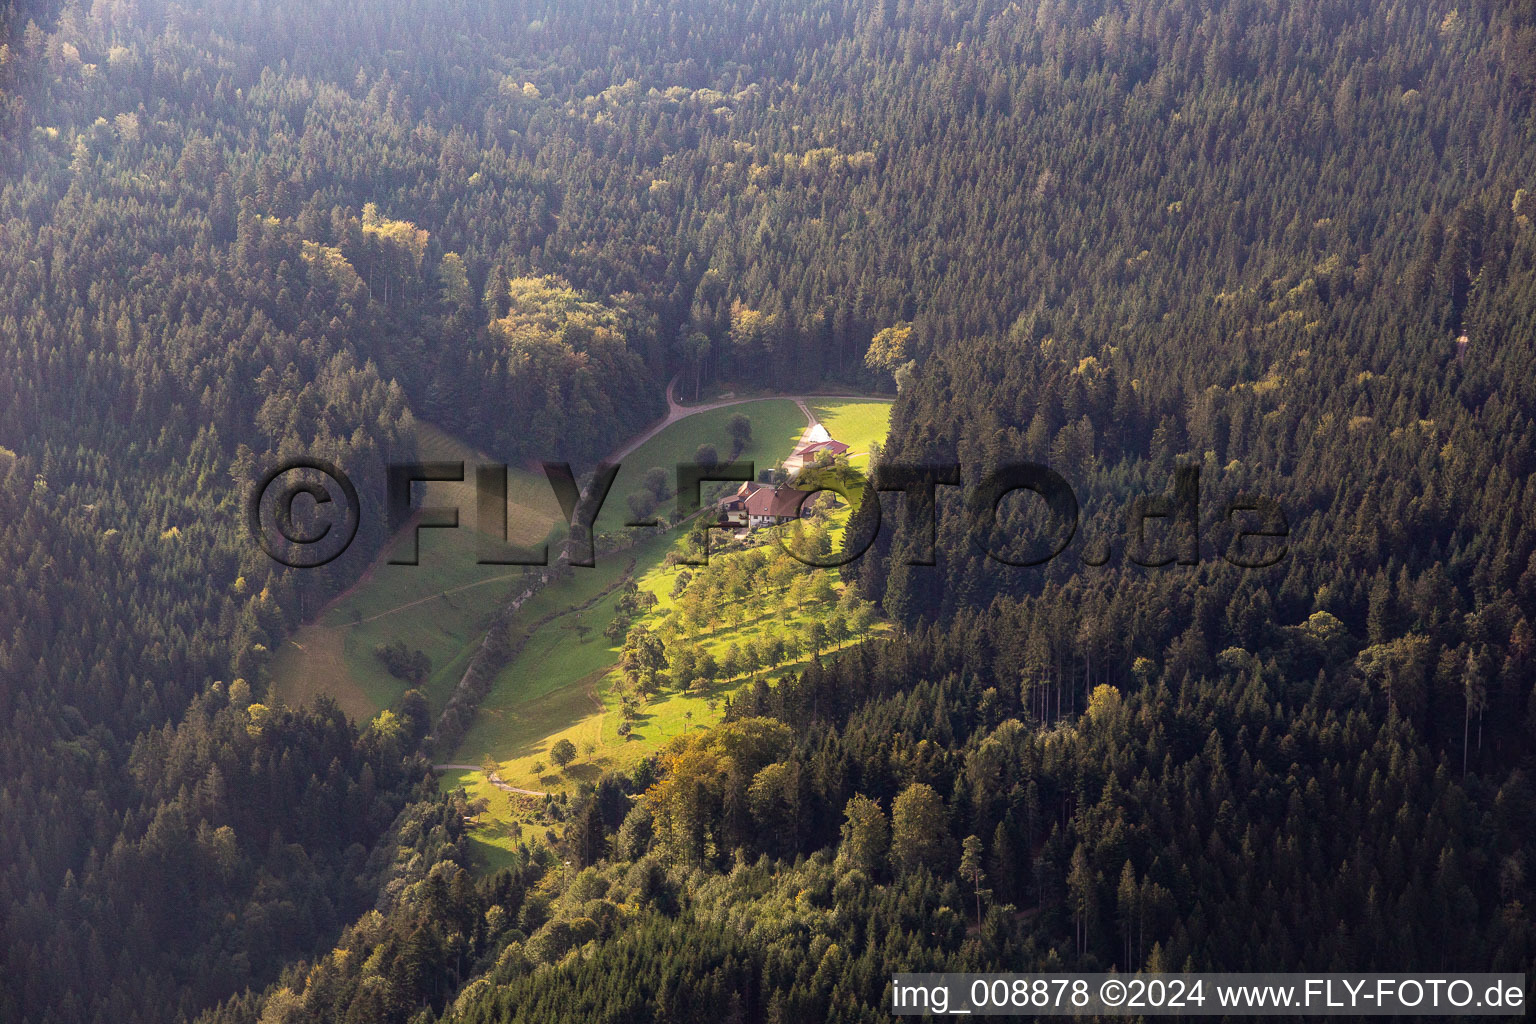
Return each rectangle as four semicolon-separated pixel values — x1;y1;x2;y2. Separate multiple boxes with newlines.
783;437;850;477
717;423;850;533
781;423;851;478
719;480;839;531
720;481;805;529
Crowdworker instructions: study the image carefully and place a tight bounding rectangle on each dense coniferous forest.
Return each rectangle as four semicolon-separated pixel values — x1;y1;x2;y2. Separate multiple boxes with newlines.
1;0;1535;1021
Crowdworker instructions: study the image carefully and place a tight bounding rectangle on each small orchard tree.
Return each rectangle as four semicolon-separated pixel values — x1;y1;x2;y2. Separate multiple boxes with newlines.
670;644;699;686
626;490;658;523
670;570;693;598
550;738;577;769
727;413;752;453
620;692;641;720
620;627;668;685
642;466;670;500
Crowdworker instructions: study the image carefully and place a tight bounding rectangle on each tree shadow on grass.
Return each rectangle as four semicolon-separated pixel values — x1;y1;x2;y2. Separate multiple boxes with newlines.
561;762;602;784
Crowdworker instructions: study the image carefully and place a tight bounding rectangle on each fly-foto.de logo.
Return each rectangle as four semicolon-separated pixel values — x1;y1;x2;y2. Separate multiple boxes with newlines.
248;459;1288;571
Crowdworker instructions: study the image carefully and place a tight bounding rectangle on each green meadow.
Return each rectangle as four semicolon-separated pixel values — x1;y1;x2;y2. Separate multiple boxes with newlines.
447;398;893;867
459;507;890;800
595;399;808;534
808;398;893;469
264;396;891;870
268;422;563;719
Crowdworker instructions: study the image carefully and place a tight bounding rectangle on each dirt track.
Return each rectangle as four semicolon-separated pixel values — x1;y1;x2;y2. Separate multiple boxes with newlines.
433;765;546;796
604;375;886;462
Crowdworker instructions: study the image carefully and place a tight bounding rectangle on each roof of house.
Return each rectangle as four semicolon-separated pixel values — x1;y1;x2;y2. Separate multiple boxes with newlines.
743;483;814;519
722;480;839;521
791;438;850;458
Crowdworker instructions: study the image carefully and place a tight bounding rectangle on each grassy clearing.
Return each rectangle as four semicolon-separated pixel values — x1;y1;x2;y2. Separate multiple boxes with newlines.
438;767;548;872
275;399;891;860
412;421;563;548
808;398;893;469
447;400;810;766
477;517;889;798
439;398;894;855
466;513;887;794
449;402;818;788
596;399;807;534
439;525;890;859
451;530;674;762
272;403;810;724
268;422;563;719
268;506;548;719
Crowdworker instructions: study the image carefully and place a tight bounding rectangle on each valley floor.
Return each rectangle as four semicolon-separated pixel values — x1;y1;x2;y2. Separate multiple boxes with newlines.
269;391;893;867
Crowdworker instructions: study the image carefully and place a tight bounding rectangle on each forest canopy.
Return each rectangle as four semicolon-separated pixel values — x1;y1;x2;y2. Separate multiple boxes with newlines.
0;0;1534;1021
